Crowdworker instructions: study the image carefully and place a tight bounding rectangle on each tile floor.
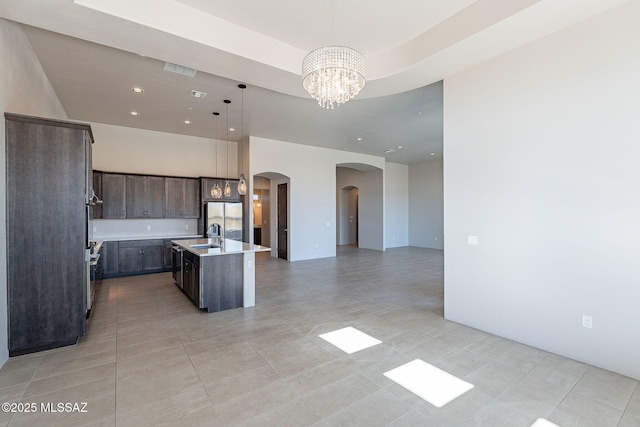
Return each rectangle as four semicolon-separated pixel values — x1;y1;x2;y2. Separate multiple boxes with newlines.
0;246;639;426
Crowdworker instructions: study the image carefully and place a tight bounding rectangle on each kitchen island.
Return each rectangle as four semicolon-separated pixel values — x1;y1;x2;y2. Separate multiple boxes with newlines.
171;238;270;312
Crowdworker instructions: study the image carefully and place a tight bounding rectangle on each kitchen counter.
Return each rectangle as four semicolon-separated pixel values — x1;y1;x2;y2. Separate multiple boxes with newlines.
171;238;271;311
95;234;202;242
171;238;270;257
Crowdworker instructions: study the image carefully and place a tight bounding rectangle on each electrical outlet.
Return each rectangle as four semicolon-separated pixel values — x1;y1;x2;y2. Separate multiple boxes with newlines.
185;224;189;230
93;227;97;233
467;235;478;245
146;225;151;231
582;315;593;329
248;260;253;268
315;243;319;249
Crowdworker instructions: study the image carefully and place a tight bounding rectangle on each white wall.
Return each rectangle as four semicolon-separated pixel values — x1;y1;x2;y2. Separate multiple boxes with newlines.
250;136;385;261
336;167;384;251
385;162;409;248
409;160;443;249
0;18;68;367
91;122;237;178
443;2;640;379
89;122;238;239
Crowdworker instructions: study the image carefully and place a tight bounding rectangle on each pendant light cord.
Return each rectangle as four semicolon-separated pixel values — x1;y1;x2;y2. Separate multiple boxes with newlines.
213;112;219;177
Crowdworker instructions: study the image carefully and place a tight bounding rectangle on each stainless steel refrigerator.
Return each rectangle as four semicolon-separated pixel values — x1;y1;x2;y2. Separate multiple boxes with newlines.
205;202;243;241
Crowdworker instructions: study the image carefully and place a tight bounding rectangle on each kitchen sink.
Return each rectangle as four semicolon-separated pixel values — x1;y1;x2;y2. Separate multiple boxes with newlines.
189;244;220;249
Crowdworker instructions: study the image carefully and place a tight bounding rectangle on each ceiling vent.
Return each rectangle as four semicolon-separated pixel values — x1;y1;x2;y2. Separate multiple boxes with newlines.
163;62;197;77
190;90;207;99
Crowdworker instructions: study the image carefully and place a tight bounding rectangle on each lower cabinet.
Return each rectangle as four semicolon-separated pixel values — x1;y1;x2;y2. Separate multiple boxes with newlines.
180;251;243;313
118;240;163;274
102;241;119;277
182;251;200;305
102;237;189;278
163;239;174;270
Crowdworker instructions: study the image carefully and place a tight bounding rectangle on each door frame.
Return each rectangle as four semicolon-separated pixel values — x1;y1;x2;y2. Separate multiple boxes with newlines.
277;182;288;260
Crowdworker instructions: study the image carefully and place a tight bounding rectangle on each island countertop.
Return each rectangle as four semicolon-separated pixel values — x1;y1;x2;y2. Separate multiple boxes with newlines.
172;238;270;257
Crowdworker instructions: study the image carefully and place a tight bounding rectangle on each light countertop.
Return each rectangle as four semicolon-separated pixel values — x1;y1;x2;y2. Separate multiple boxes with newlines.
172;238;270;257
95;234;202;242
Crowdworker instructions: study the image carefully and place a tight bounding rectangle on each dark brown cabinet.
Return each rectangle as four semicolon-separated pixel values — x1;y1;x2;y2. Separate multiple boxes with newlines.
163;239;174;270
182;251;200;305
126;175;165;218
91;171;103;219
102;173;126;218
178;250;243;313
117;240;163;274
101;241;120;277
5;113;91;356
165;177;200;218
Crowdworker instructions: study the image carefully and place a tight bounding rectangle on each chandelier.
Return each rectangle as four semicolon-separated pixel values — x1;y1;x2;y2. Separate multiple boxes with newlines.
302;45;365;109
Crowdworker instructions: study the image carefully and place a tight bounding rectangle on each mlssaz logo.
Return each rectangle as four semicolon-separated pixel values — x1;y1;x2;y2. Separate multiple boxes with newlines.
40;402;88;413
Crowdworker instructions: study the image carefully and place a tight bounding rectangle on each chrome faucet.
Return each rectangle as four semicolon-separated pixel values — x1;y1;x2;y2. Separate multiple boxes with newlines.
207;223;221;238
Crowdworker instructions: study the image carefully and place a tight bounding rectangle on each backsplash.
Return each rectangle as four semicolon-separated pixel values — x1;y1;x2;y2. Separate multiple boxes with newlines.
93;218;200;240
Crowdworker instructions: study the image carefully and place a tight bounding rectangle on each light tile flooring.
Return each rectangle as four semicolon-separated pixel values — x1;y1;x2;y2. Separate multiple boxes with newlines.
1;246;639;426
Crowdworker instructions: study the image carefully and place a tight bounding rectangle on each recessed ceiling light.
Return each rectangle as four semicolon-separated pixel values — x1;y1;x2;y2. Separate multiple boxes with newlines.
184;120;191;124
190;90;207;98
130;111;140;116
418;111;423;115
132;87;144;94
398;146;403;149
356;137;363;141
430;152;435;156
229;128;235;132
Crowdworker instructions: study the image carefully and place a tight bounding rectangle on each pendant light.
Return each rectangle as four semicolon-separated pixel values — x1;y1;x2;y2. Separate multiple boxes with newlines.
223;99;232;198
237;84;247;196
211;112;223;199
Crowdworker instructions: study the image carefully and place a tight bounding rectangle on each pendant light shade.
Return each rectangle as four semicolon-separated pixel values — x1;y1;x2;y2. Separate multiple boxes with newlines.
211;112;222;199
237;84;247;195
237;173;247;195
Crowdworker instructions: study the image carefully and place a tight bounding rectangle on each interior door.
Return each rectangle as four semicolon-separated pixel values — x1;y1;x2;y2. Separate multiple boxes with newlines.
277;183;288;260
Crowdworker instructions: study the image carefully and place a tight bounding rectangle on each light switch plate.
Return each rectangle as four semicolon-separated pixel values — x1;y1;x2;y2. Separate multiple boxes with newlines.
467;235;478;245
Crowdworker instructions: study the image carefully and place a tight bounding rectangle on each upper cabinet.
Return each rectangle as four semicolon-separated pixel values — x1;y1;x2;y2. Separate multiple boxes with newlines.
98;172;201;219
126;175;165;218
101;173;126;218
91;170;103;219
165;177;200;218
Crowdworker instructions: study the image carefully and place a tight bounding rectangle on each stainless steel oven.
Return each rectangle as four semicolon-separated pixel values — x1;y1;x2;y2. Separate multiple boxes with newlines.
172;246;183;289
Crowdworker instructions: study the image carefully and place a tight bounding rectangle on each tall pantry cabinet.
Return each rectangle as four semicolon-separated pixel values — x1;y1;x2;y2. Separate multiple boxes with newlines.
5;113;93;356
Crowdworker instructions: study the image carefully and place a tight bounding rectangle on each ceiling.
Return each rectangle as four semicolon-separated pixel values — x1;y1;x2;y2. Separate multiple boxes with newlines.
0;0;627;164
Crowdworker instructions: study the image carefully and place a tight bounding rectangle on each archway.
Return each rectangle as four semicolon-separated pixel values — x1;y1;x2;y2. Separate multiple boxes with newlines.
253;171;290;260
336;163;384;251
338;186;359;246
